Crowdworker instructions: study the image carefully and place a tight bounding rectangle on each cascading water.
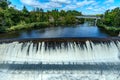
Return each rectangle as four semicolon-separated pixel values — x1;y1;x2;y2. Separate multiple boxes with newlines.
0;38;120;80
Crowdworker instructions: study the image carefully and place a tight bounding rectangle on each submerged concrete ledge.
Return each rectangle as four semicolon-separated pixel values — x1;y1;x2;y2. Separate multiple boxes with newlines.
0;37;120;43
0;62;120;71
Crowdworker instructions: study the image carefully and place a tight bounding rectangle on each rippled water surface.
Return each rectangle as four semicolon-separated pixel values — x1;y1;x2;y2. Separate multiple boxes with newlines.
0;23;109;39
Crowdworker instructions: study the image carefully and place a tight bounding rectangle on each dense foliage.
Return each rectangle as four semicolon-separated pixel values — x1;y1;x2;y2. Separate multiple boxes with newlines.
102;7;120;27
0;0;83;32
97;7;120;35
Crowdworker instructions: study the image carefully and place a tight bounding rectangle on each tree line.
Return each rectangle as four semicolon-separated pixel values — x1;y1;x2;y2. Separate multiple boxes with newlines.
0;0;84;33
97;7;120;35
101;7;120;27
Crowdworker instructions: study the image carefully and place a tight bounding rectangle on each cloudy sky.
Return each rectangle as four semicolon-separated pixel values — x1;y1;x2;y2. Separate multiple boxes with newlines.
9;0;120;14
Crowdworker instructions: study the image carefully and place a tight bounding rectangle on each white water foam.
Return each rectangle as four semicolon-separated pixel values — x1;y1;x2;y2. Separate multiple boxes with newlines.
0;41;119;63
0;70;120;80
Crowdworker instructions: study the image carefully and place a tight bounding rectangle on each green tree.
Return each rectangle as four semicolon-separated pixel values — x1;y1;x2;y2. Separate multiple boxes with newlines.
40;8;44;22
22;6;30;23
51;9;60;25
0;0;10;9
22;6;28;14
60;10;66;16
102;7;120;27
65;14;76;24
113;7;120;27
0;0;84;32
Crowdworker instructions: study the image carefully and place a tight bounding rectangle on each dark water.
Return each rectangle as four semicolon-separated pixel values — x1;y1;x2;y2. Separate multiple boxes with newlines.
0;23;110;39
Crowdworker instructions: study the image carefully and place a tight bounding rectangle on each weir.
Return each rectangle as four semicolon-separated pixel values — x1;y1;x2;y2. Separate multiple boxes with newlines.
0;37;120;80
0;37;120;62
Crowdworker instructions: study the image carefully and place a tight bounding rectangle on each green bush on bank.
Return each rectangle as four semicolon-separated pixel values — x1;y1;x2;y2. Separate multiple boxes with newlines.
7;22;50;31
96;7;120;36
97;23;120;36
0;26;6;33
5;20;83;32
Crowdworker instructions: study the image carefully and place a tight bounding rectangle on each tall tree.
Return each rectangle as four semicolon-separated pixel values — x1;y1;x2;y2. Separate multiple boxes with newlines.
101;7;120;27
22;6;30;23
40;8;44;22
0;0;10;9
22;6;28;14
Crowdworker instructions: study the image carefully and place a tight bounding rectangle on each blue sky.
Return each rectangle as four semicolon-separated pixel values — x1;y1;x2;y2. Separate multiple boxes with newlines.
9;0;120;15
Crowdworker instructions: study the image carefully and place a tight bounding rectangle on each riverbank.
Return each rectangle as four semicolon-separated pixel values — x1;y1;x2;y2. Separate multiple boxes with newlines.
3;21;83;32
97;23;120;36
7;22;50;31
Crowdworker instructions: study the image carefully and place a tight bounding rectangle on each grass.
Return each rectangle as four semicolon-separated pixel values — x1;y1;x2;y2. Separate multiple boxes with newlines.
6;21;81;32
97;23;120;36
7;22;50;31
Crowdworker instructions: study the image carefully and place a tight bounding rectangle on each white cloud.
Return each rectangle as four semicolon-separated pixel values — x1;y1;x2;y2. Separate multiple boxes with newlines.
85;6;106;14
20;0;40;6
109;6;117;10
19;0;118;14
20;0;62;9
62;5;77;10
61;0;97;10
86;7;93;10
76;0;96;7
20;0;97;9
46;2;62;8
51;0;71;4
104;0;114;4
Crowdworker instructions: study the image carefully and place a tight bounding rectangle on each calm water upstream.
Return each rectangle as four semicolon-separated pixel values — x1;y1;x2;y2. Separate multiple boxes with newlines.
0;23;110;39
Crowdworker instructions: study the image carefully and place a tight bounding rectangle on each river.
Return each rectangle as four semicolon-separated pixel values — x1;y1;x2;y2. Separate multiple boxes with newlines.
0;22;110;39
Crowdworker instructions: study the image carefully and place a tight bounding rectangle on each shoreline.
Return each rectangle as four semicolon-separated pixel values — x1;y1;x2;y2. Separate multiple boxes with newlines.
1;22;83;33
97;23;120;36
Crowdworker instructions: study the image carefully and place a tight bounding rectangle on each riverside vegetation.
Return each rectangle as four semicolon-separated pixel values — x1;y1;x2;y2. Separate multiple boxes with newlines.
0;0;84;33
97;7;120;36
0;0;120;36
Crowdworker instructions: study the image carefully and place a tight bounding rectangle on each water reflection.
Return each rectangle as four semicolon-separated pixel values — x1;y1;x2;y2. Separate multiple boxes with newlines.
0;23;109;39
